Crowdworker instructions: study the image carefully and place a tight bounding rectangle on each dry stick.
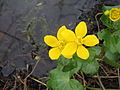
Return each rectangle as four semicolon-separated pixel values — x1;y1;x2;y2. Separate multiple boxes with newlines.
76;73;83;79
11;80;17;90
23;59;40;90
97;73;105;90
30;77;47;86
76;73;87;90
95;13;102;32
39;76;48;80
100;64;109;76
76;73;87;84
76;72;87;90
46;88;49;90
95;79;101;87
93;75;120;78
17;76;24;84
2;81;8;90
118;68;120;89
11;75;17;90
81;72;86;90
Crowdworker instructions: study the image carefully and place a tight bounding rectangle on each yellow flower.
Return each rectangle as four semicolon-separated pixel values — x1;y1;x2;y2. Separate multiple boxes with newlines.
61;21;99;60
44;26;75;60
109;8;120;21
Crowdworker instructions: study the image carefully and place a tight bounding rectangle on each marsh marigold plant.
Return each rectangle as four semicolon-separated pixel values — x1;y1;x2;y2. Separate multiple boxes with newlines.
44;21;99;60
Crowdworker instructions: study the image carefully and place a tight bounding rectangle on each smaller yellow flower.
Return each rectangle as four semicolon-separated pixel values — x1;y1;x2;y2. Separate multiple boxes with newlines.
109;8;120;21
44;26;75;60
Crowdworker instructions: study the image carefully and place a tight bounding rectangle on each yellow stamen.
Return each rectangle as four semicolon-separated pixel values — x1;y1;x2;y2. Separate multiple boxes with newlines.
58;41;66;49
76;37;83;45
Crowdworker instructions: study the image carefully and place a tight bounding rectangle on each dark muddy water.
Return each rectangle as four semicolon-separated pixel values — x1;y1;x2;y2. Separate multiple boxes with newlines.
0;0;120;77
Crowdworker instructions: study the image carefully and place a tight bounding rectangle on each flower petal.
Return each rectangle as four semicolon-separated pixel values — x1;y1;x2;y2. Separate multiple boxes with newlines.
63;55;73;59
75;21;87;38
83;35;99;46
49;47;61;60
57;25;67;40
61;30;76;42
44;35;59;47
77;45;89;60
61;42;77;58
109;8;120;21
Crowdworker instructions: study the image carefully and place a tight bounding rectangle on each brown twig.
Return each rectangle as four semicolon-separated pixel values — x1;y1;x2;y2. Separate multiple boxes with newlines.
30;77;47;86
97;73;105;90
81;72;86;90
39;77;48;80
93;75;120;78
95;13;102;32
94;79;101;87
100;64;109;76
23;59;40;90
2;81;8;90
46;88;49;90
15;75;24;84
118;68;120;89
11;75;17;90
76;73;87;84
75;73;83;79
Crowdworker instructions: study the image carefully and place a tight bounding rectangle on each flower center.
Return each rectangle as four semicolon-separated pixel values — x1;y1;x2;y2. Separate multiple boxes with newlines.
76;37;83;45
58;41;66;50
111;10;120;19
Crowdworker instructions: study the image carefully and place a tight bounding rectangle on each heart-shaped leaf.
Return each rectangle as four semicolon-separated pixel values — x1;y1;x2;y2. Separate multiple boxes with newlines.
47;69;84;90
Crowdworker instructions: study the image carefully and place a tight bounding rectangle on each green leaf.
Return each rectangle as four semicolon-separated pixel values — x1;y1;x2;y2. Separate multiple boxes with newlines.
57;56;71;66
98;30;120;53
105;50;119;62
106;36;118;53
102;5;120;11
105;32;120;53
81;59;99;75
112;30;120;37
62;60;81;76
57;56;71;70
112;30;120;53
62;62;77;72
104;57;120;68
113;20;120;30
47;69;84;90
116;41;120;53
97;29;110;40
89;46;101;57
57;56;82;76
100;15;112;28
